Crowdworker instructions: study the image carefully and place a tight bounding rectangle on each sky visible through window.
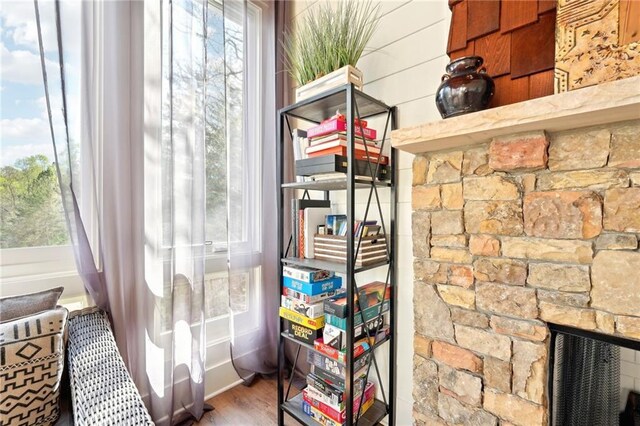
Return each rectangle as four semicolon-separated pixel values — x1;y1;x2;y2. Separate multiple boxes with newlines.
1;2;56;167
0;1;77;248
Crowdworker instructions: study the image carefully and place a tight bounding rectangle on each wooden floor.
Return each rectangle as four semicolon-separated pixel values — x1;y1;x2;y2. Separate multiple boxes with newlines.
196;377;300;426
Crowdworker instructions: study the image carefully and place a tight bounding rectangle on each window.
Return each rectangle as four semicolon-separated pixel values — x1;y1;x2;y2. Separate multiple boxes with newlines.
0;2;86;301
204;0;262;254
202;0;263;326
154;0;265;337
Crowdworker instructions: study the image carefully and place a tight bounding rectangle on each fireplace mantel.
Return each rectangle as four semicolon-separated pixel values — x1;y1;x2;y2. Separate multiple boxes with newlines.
391;76;640;154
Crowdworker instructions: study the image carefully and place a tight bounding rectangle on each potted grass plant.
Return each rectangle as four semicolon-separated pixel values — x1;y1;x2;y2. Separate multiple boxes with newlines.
283;0;381;101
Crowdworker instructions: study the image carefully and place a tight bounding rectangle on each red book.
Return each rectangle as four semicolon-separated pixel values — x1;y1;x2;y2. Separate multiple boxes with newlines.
306;140;381;155
307;118;377;140
307;146;389;165
309;134;376;147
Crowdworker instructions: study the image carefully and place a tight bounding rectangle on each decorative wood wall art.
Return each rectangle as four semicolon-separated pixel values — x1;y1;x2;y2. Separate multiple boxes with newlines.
555;0;640;93
447;0;557;108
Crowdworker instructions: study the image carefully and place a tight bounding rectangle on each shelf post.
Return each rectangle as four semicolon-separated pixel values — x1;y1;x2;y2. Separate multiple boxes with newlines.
389;106;397;426
345;83;355;426
277;110;285;426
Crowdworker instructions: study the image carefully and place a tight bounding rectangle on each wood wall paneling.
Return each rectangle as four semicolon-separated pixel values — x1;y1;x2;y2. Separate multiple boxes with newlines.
448;1;468;53
489;74;530;107
529;69;555;99
467;0;501;39
450;40;475;60
511;11;556;78
474;31;511;77
501;0;539;33
538;0;557;14
447;0;556;108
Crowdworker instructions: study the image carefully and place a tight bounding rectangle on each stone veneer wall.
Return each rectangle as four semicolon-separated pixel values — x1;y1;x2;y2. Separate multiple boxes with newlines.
411;119;640;426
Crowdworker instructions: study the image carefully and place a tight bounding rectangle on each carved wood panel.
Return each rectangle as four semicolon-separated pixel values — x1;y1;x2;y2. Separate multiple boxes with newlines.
555;0;640;92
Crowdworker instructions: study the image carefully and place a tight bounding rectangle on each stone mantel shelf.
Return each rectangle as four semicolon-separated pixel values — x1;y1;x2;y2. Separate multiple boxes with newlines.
391;76;640;154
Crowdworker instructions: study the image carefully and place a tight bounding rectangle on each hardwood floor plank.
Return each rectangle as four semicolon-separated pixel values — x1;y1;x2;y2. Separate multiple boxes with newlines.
196;377;300;426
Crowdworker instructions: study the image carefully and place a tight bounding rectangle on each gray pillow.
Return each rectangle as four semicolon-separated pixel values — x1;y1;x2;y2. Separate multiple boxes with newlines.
0;286;64;323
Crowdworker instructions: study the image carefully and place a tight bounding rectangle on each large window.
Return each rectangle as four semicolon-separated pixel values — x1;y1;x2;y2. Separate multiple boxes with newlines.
155;0;264;335
0;2;84;301
202;0;263;323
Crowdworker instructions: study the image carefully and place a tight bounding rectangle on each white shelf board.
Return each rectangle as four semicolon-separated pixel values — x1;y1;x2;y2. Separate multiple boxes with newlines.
391;76;640;154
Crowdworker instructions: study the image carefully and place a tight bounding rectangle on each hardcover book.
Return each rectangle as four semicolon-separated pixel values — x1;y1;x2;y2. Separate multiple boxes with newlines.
304;207;331;258
307;117;377;140
306;139;380;155
307;145;388;165
295;155;389;180
291;199;331;258
308;133;373;146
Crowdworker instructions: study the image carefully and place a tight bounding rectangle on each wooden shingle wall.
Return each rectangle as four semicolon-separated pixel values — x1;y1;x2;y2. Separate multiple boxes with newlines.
447;0;556;108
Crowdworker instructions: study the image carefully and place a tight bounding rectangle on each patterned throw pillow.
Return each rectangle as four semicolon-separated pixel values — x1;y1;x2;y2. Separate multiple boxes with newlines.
0;307;68;426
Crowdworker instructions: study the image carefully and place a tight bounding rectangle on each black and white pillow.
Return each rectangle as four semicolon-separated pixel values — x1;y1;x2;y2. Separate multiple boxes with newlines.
0;306;68;426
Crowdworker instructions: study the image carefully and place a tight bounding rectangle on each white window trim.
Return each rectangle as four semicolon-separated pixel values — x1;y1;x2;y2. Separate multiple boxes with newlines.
0;245;86;300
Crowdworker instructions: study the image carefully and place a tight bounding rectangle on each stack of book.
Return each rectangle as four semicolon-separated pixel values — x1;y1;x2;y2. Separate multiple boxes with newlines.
301;279;392;425
295;113;389;182
280;266;342;345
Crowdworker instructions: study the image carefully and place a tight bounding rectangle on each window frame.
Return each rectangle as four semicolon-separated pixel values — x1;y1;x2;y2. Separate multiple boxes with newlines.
201;0;263;335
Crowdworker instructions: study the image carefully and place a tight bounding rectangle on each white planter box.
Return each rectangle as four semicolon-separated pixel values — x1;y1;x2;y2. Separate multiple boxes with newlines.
295;65;364;102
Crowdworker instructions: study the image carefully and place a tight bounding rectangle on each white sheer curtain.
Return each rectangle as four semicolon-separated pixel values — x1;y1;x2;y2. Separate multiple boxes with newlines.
222;0;279;381
37;0;210;424
39;0;278;422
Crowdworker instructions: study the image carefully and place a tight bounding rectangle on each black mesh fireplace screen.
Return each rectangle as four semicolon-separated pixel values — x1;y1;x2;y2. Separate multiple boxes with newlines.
552;331;620;426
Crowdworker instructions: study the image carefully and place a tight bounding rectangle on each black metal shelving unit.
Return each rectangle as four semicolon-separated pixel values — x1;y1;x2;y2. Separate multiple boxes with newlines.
276;83;397;426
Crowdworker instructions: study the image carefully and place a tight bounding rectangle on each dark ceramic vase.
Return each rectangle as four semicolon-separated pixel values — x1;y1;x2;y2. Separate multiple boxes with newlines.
435;56;495;119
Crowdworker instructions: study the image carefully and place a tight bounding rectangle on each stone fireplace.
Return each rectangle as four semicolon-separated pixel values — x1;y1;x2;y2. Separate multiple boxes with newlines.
392;78;640;426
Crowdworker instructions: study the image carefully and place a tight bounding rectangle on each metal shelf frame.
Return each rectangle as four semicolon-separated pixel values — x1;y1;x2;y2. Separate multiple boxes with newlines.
276;84;397;426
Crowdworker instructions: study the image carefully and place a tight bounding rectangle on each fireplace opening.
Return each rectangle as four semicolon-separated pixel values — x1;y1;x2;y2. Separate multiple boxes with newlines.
549;324;640;426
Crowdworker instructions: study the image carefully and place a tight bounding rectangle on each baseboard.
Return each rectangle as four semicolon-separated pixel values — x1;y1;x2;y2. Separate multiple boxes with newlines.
204;357;243;398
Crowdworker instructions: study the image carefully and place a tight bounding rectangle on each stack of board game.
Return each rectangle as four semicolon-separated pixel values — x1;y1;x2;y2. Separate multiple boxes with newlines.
280;265;342;345
298;113;389;182
321;281;391;352
301;281;392;425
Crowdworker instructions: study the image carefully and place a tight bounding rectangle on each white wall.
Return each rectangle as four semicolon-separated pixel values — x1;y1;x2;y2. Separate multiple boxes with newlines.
289;2;451;424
